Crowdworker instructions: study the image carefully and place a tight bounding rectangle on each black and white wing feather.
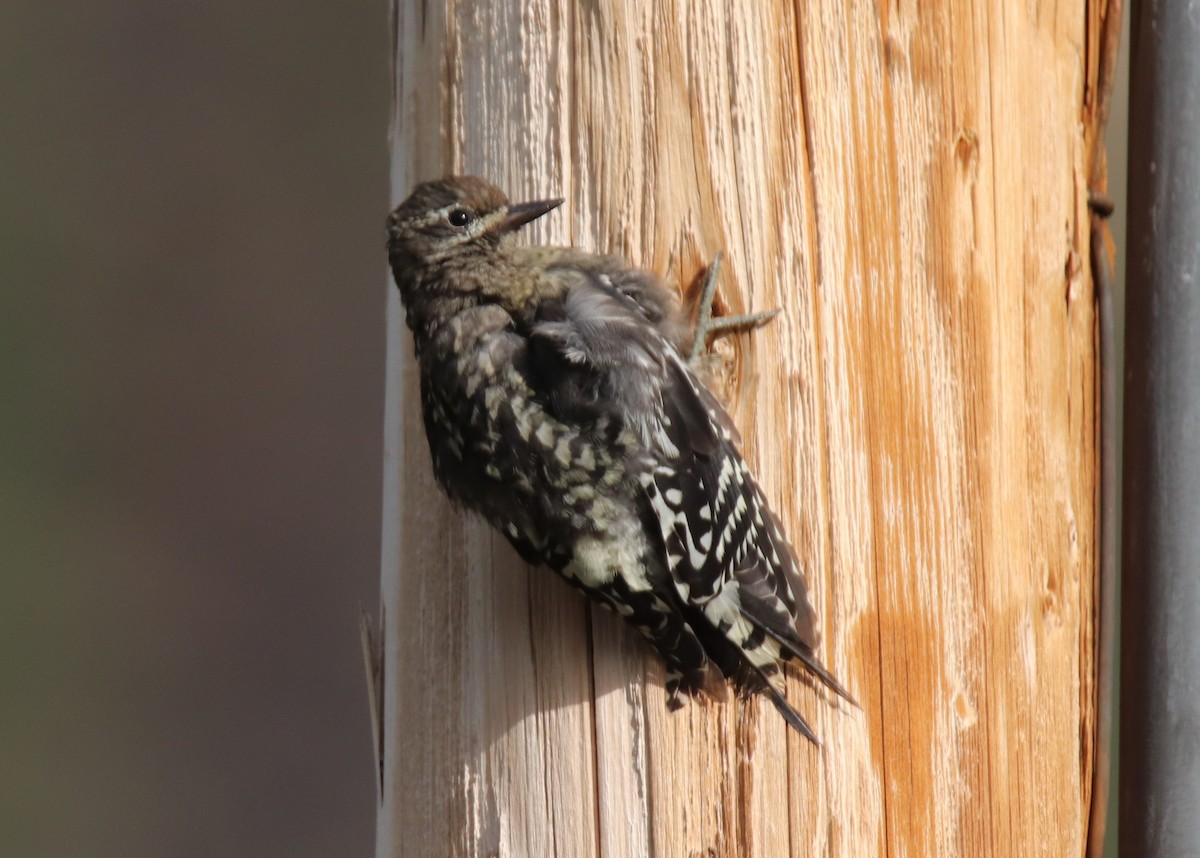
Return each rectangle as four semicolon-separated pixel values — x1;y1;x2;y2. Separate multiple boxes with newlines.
531;269;851;740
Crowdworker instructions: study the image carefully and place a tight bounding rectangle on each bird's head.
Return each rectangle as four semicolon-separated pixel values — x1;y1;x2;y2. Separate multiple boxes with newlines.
387;176;562;274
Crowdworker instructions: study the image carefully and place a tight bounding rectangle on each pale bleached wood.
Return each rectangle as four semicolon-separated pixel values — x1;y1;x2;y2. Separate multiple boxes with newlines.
379;1;1105;856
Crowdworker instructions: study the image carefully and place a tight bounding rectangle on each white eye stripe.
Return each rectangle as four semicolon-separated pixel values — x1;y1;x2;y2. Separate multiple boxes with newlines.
413;205;460;226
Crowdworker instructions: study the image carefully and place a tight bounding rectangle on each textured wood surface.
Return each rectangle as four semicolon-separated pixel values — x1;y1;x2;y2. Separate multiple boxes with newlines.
378;2;1107;855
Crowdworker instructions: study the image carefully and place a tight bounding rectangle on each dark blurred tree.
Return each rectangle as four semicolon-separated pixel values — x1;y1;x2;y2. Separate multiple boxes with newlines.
1;2;387;855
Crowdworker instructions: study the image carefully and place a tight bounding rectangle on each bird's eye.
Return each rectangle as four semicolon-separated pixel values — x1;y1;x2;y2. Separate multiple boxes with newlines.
448;209;473;227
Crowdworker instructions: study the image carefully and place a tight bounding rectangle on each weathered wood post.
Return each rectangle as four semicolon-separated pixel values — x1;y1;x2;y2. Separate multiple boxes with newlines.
376;2;1115;855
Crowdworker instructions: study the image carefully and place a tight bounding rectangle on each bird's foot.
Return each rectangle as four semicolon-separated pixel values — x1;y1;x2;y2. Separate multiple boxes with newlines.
687;253;780;367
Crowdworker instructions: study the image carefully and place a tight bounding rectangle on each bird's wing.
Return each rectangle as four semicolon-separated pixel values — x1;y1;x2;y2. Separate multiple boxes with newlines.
528;272;687;452
528;273;848;708
536;247;684;336
647;354;856;730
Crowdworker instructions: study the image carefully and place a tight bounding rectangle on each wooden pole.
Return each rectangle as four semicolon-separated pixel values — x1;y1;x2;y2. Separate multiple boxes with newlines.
377;2;1111;855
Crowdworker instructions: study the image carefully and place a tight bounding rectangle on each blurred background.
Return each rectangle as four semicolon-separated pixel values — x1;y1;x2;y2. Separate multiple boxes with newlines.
2;2;387;855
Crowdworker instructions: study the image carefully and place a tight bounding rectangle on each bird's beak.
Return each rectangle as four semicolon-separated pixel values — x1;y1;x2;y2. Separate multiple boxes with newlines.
499;197;564;233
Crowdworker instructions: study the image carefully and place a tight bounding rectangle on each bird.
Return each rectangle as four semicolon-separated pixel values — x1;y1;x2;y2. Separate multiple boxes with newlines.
386;175;852;742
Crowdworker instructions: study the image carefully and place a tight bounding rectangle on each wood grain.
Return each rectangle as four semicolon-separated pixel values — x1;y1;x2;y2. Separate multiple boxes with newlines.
378;1;1108;855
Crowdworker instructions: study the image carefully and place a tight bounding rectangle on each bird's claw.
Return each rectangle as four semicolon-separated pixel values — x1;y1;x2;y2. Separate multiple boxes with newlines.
687;252;781;365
